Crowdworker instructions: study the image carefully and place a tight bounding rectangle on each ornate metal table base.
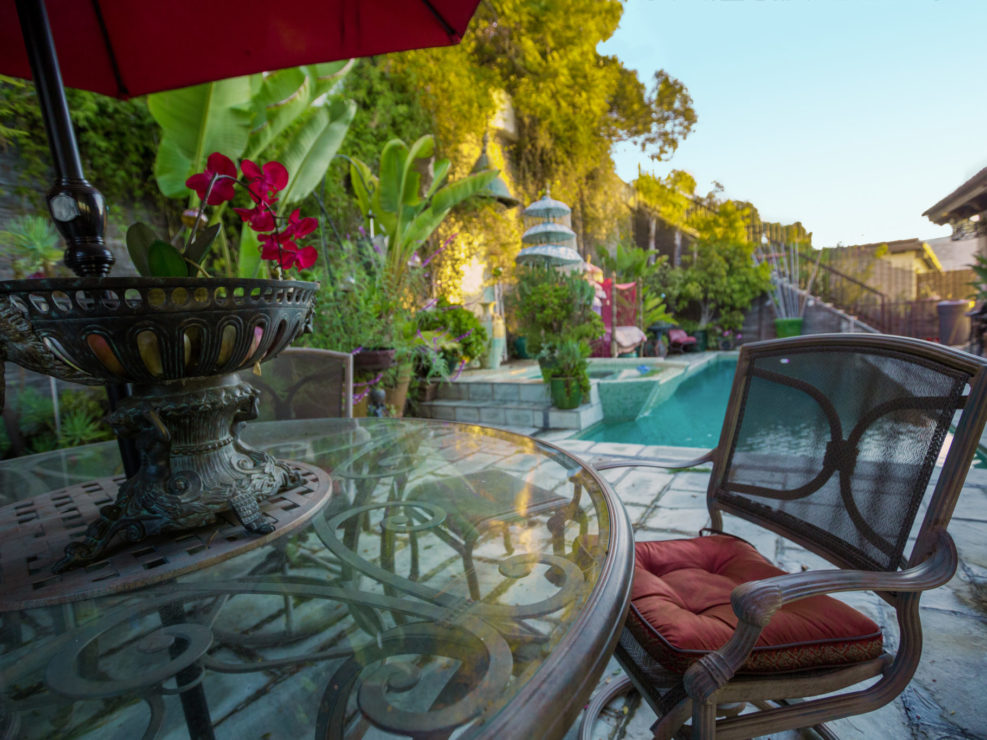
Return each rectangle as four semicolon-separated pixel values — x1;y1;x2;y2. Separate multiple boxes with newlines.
54;375;301;573
0;461;331;610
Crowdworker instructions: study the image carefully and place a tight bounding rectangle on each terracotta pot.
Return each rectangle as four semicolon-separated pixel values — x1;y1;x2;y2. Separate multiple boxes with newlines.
384;364;413;418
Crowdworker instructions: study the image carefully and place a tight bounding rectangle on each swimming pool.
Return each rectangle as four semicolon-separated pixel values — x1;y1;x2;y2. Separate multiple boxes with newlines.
579;358;737;447
579;355;980;468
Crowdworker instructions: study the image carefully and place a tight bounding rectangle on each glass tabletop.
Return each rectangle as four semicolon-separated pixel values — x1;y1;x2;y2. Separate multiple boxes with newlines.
0;418;632;739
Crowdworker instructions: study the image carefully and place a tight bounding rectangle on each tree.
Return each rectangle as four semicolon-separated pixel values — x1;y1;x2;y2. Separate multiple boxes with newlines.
389;0;697;250
668;201;771;329
634;169;698;259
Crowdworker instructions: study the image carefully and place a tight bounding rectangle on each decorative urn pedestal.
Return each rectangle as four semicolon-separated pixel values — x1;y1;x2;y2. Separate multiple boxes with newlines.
0;276;319;572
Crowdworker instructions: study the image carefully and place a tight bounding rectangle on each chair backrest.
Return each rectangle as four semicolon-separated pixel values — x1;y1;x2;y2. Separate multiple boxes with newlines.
242;347;353;420
708;334;987;573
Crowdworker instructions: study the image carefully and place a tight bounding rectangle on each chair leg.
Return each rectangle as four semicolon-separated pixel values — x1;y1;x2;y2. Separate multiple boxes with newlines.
692;700;717;739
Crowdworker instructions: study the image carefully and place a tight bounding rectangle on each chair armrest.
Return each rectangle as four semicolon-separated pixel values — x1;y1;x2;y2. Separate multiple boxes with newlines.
593;449;715;472
682;529;957;703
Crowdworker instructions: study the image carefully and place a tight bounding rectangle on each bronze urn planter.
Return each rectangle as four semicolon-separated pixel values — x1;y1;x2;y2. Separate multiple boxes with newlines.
0;276;318;570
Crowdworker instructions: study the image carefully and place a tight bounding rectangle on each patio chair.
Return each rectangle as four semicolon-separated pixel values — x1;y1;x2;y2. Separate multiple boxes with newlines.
667;328;697;354
242;347;354;420
581;333;987;739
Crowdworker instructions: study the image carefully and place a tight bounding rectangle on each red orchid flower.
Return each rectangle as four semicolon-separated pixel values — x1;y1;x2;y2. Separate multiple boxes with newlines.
292;244;318;269
185;152;237;205
241;159;288;205
284;209;317;239
233;205;276;233
259;232;317;270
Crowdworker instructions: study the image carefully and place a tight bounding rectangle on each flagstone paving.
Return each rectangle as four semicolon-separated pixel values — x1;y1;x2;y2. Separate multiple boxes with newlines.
541;438;987;740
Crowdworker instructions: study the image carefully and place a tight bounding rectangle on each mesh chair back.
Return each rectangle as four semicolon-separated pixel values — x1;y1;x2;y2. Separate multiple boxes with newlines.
710;335;987;572
243;347;353;420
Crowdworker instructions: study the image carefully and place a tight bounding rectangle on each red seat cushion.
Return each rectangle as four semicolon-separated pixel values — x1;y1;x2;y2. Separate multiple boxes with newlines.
627;535;883;674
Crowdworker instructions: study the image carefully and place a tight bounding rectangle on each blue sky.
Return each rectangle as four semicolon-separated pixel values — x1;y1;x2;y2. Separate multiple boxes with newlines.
600;0;986;247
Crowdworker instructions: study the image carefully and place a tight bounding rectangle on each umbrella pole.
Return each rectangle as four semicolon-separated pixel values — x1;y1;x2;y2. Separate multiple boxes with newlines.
14;0;137;480
14;0;113;278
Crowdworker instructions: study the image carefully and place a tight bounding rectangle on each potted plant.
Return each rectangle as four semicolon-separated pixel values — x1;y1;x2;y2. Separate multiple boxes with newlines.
304;135;496;413
416;298;489;372
0;214;65;278
410;331;456;404
547;340;591;410
753;239;822;338
347;135;498;305
509;265;604;381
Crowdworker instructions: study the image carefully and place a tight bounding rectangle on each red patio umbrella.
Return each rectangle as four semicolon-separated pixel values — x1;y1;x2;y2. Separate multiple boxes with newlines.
2;0;483;276
1;0;481;99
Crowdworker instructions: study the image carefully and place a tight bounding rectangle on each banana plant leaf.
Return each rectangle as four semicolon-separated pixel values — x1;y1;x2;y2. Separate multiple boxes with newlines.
148;77;256;198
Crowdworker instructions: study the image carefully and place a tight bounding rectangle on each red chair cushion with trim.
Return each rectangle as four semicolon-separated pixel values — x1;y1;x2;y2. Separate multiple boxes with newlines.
627;535;883;674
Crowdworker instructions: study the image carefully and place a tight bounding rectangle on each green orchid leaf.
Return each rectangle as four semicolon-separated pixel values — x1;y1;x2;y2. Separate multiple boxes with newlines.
148;76;256;198
148;240;189;277
186;223;222;266
237;226;263;279
125;222;159;276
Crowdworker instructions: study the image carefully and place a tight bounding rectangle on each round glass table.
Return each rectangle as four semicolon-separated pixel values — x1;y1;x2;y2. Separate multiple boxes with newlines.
0;418;632;739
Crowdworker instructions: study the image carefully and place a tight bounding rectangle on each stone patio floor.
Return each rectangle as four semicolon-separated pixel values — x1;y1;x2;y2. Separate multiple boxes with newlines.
531;437;987;740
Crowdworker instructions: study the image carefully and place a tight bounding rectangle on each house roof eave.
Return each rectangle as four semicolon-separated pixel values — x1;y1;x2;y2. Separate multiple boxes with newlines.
923;167;987;224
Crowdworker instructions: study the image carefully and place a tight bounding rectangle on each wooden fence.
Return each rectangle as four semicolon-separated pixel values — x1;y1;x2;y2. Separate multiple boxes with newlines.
917;269;977;300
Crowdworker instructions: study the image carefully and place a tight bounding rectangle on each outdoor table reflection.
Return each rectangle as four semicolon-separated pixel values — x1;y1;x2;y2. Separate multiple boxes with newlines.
0;418;632;739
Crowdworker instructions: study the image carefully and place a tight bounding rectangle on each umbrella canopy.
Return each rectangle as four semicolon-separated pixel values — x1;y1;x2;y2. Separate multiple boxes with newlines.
4;0;482;277
515;245;583;266
521;221;576;246
522;192;571;221
1;0;482;99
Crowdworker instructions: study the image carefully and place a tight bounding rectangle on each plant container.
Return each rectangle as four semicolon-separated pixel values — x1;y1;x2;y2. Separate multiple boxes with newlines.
773;317;804;338
549;377;583;410
0;276;318;570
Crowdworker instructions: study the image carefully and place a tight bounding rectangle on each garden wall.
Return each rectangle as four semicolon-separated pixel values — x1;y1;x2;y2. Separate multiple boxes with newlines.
0;149;141;278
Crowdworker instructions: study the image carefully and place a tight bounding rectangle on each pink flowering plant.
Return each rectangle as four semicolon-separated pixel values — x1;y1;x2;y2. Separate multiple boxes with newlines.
126;152;318;278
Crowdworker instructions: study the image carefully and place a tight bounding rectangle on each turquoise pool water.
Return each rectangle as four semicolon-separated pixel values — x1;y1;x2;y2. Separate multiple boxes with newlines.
580;359;737;447
580;356;985;468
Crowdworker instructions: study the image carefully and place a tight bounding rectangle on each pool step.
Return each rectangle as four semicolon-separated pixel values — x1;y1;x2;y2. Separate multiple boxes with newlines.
418;375;602;431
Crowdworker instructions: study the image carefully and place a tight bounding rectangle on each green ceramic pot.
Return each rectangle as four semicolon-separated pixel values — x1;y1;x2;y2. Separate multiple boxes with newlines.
549;377;583;409
774;317;804;338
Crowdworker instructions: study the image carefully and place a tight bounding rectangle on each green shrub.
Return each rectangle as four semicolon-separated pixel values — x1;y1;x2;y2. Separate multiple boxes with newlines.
416;298;488;368
509;266;604;356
